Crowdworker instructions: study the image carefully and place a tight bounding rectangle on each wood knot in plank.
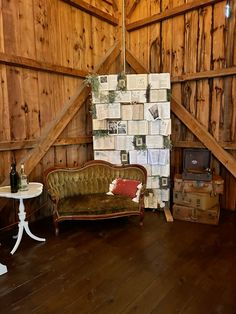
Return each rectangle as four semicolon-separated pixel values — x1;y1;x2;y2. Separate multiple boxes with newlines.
21;102;29;114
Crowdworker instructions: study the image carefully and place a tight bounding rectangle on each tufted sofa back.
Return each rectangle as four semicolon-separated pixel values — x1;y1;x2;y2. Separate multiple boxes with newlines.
44;160;147;200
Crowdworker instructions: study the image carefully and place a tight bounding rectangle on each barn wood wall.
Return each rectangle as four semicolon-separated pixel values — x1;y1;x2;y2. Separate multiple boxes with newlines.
126;0;236;210
0;0;235;229
0;0;119;227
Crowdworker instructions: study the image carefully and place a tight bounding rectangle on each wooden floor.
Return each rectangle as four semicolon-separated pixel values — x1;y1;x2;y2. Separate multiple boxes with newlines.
0;210;236;314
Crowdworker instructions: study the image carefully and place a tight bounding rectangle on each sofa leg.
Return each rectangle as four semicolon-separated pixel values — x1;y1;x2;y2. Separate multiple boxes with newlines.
55;227;59;236
54;221;59;236
139;212;144;227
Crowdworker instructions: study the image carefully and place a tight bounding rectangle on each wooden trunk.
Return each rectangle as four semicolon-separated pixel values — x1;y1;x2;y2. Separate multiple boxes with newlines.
174;174;224;195
173;203;220;225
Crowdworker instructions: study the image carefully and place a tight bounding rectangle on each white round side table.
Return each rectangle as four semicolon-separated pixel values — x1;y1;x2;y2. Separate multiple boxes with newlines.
0;182;46;255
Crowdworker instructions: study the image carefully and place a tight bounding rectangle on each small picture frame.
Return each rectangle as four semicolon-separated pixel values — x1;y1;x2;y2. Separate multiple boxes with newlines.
100;75;108;84
133;135;146;150
136;137;143;147
120;151;129;164
160;177;169;188
118;78;126;90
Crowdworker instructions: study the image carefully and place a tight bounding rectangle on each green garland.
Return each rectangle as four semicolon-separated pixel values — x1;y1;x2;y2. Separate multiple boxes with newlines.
93;129;109;138
90;103;97;119
163;136;172;149
108;90;117;103
85;74;100;95
167;89;171;101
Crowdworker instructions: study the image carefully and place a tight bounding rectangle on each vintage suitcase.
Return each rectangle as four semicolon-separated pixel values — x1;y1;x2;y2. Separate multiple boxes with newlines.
173;204;220;225
174;174;224;195
173;191;219;210
182;149;212;181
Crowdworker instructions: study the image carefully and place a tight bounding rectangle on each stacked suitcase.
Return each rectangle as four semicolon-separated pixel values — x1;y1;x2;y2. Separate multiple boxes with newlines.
172;149;224;225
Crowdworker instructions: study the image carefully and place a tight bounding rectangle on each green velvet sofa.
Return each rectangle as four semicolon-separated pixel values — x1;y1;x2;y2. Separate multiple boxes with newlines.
44;160;147;235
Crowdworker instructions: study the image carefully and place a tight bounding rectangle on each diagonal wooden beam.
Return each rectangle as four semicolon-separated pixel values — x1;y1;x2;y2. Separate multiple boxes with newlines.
125;48;149;73
112;0;118;11
61;0;119;26
126;0;223;31
103;0;113;4
96;42;121;75
171;97;236;178
126;0;140;18
0;42;121;212
126;53;236;177
0;42;121;188
23;42;120;175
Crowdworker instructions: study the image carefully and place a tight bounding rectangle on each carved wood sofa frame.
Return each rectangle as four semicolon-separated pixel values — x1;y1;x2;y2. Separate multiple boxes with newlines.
44;160;147;235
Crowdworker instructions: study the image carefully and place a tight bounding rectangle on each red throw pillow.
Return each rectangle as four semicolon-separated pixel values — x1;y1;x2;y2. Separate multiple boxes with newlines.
112;178;141;199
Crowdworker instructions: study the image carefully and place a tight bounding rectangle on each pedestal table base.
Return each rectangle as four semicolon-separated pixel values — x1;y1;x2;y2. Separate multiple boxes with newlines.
11;198;46;255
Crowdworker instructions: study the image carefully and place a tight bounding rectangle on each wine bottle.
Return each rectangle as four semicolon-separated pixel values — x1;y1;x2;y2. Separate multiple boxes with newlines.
10;163;19;193
19;164;28;191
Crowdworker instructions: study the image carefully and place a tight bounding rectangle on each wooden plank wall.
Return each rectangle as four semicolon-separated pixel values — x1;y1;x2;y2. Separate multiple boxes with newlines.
0;0;235;230
0;0;118;227
126;0;236;210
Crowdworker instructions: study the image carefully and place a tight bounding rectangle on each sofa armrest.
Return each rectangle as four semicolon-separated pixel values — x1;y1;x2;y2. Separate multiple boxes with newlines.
47;188;60;204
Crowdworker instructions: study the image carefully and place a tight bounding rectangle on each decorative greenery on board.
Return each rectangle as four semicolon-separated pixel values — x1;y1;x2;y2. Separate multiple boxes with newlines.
93;129;109;138
146;83;151;103
167;89;171;101
85;74;100;95
163;136;172;149
108;90;117;103
90;103;97;119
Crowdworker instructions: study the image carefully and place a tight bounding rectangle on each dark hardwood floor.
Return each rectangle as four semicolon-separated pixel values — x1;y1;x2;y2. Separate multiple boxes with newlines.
0;210;236;314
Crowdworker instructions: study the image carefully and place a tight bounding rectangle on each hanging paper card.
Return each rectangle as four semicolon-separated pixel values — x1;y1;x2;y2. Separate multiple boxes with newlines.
96;103;121;120
92;119;107;130
127;74;148;90
131;90;147;102
159;119;171;136
150;89;167;102
158;73;171;89
148;121;161;134
146;135;164;148
128;121;149;135
93;136;115;150
115;135;134;150
157;102;171;119
129;150;148;164
115;91;132;102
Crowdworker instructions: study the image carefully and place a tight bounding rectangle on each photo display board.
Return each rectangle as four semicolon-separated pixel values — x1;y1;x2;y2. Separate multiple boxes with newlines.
91;73;171;210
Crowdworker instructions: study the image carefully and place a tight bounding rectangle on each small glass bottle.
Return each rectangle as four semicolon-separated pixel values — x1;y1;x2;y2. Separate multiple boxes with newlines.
19;164;28;191
10;163;19;193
